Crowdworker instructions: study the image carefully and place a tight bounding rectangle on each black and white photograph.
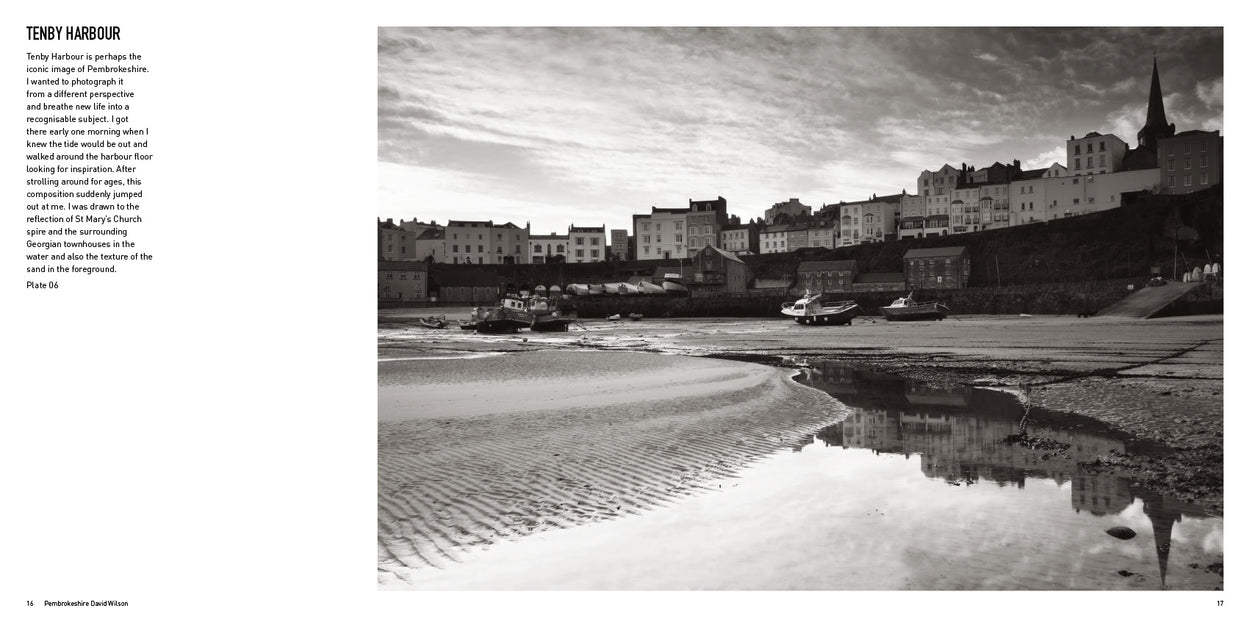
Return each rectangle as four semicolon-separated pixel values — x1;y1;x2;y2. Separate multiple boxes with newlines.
377;26;1225;592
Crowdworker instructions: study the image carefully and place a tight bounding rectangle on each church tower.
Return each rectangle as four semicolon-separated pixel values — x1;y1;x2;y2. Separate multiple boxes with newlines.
1137;58;1176;152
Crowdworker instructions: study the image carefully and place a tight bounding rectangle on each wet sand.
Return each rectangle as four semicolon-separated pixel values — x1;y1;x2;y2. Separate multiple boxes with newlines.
378;311;1223;589
378;350;841;585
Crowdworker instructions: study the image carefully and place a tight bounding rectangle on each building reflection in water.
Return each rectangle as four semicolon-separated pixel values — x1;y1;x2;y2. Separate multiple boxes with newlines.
800;361;1214;589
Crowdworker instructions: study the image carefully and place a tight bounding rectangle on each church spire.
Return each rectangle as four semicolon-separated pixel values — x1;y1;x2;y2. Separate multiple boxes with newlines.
1137;57;1176;152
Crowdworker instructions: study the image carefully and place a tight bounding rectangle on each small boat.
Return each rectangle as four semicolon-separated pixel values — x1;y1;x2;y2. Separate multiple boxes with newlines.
628;313;644;321
781;292;859;325
879;292;950;321
473;305;519;333
661;273;689;295
606;313;621;321
418;315;447;329
637;281;666;295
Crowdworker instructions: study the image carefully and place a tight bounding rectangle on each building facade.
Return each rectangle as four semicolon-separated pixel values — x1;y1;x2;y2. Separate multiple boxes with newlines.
917;164;964;197
1158;130;1222;194
530;233;569;263
806;218;838;249
797;260;857;293
633;207;688;260
719;223;758;255
838;194;900;247
412;229;446;262
688;245;748;296
765;198;811;224
903;246;970;290
445;220;530;264
760;224;789;254
1067;132;1129;176
568;224;606;263
378;260;428;301
686;196;729;251
610;229;629;260
378;219;417;261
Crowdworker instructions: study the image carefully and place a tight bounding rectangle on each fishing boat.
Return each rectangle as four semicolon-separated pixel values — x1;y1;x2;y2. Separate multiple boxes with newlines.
471;294;577;333
470;305;518;333
879;292;950;321
524;295;577;332
781;292;859;325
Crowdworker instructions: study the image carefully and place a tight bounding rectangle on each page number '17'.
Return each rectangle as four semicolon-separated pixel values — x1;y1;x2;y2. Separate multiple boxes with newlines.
1217;600;1224;606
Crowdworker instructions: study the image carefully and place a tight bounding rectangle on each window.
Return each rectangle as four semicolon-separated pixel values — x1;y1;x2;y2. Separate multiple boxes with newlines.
1099;155;1105;166
497;234;502;240
496;247;502;254
385;273;393;280
534;245;541;253
575;237;584;245
1099;141;1105;151
556;244;564;253
386;245;392;252
1168;176;1175;187
399;273;406;281
591;238;598;245
656;235;662;243
643;223;649;231
1086;157;1092;169
452;245;458;252
1201;155;1209;168
477;245;483;253
576;249;584;258
1184;174;1192;187
1201;172;1209;185
676;234;683;243
478;234;482;240
1073;198;1080;205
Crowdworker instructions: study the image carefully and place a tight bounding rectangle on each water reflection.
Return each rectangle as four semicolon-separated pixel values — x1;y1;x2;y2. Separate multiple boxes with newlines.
799;362;1218;589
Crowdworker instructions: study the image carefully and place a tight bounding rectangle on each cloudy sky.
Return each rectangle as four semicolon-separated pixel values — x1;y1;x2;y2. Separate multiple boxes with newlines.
378;26;1223;235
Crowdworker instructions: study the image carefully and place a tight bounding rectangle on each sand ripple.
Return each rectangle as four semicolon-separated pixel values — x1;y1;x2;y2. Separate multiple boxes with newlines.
377;351;842;584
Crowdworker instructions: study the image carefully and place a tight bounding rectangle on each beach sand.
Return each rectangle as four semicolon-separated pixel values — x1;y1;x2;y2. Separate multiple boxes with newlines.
378;311;1223;588
378;350;841;585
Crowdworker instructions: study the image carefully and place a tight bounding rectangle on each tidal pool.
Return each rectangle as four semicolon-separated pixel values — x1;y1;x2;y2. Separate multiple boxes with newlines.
394;361;1222;590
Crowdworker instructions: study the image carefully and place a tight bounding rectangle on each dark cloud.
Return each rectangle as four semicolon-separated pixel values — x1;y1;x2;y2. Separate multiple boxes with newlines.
378;26;1222;224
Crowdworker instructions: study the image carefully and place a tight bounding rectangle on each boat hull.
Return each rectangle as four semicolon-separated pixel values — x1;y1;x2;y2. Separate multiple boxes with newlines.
529;310;575;332
879;304;948;321
781;299;859;325
782;305;859;325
